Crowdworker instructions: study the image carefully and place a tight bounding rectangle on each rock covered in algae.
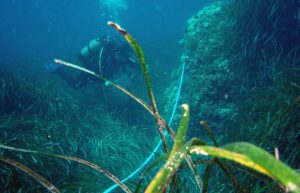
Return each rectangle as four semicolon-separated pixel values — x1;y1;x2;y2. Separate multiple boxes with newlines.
179;1;236;127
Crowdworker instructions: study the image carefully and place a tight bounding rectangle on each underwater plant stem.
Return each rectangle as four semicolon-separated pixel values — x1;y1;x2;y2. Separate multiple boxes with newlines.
107;21;168;153
215;159;247;193
145;105;204;192
158;125;169;152
199;122;245;191
107;21;158;114
169;104;189;158
0;157;60;193
200;120;219;147
185;154;203;190
0;144;132;193
54;59;175;140
54;59;153;114
202;160;213;193
169;173;179;193
145;104;190;193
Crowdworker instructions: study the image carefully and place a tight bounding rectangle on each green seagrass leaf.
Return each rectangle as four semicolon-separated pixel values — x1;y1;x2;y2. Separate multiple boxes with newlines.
190;142;300;193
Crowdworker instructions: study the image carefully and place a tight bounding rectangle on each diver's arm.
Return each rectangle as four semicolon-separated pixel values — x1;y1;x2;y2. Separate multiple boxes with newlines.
72;72;90;89
54;68;86;89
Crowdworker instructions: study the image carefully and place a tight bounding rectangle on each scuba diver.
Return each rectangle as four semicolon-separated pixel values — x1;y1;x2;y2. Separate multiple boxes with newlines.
46;35;137;89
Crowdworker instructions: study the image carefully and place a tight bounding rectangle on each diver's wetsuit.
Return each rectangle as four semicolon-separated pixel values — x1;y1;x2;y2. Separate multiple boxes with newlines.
58;35;135;89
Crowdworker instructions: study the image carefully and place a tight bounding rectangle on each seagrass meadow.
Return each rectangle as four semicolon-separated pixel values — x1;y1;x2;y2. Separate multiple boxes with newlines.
1;0;300;193
0;70;156;192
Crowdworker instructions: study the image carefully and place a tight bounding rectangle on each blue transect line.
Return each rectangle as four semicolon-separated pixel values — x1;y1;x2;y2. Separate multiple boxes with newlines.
103;61;185;193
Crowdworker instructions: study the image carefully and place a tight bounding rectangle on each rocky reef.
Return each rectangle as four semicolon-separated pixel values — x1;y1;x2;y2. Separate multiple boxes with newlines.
163;0;300;191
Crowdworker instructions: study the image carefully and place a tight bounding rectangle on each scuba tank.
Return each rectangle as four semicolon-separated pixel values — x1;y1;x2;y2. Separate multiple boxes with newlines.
79;37;102;62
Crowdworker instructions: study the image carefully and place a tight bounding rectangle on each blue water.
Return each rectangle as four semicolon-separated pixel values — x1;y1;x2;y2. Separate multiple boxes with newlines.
0;0;212;72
